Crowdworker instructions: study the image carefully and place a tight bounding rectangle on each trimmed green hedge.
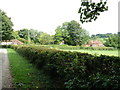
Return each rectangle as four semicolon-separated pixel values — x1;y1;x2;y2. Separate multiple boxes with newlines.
10;45;120;89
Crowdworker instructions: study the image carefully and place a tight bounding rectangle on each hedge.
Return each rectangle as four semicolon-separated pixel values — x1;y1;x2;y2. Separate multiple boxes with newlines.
8;45;120;89
0;45;119;88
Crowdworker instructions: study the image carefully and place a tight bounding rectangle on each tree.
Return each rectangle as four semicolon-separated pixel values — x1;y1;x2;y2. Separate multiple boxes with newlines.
39;33;54;45
0;10;14;40
18;29;29;39
64;20;83;45
18;28;43;43
29;29;43;43
54;20;90;46
78;0;108;23
54;26;64;44
104;34;120;48
12;31;20;39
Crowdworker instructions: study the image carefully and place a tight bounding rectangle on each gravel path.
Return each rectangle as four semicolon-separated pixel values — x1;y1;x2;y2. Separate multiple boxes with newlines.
0;49;13;89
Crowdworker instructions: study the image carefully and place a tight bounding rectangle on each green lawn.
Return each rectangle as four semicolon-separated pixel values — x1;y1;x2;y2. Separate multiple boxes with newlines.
61;49;119;57
32;45;119;57
7;48;51;88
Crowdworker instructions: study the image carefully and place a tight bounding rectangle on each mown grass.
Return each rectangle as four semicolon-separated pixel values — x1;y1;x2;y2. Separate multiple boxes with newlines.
32;45;119;57
7;48;52;88
62;49;119;57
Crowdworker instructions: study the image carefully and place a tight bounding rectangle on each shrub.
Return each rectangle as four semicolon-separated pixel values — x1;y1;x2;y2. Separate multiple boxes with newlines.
0;45;11;48
10;45;120;89
17;38;28;44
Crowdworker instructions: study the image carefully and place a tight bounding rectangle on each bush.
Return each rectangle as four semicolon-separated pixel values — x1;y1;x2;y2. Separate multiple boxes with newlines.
17;38;28;44
10;45;120;89
0;45;11;48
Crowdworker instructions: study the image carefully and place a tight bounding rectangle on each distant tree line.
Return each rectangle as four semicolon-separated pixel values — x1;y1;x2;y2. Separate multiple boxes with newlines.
91;33;113;39
13;29;54;45
13;20;90;46
1;9;119;48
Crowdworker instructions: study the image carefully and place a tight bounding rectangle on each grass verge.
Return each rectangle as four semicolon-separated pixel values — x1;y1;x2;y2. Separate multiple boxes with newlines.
7;48;51;88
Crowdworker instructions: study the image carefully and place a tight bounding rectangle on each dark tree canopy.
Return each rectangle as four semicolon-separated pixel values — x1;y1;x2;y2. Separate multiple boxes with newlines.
91;33;113;39
78;0;108;23
0;9;14;40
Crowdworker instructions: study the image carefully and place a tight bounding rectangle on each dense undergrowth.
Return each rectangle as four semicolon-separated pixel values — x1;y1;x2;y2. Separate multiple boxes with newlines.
1;45;120;89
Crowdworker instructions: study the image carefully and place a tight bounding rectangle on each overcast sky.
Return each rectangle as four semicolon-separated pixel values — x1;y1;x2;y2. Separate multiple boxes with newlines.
0;0;119;35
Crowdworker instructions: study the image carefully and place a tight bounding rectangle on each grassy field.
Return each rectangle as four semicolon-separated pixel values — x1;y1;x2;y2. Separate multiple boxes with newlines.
61;49;119;57
33;45;119;57
7;48;52;88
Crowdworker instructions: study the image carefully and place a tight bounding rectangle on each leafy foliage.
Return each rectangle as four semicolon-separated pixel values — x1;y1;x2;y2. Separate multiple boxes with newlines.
78;0;108;23
91;33;113;39
39;33;54;45
54;20;90;46
17;38;29;44
104;34;120;48
12;31;20;39
0;9;13;40
17;29;44;43
54;26;64;44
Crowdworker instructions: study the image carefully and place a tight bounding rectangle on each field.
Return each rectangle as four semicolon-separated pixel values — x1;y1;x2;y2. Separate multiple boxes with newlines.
33;45;119;57
62;49;119;57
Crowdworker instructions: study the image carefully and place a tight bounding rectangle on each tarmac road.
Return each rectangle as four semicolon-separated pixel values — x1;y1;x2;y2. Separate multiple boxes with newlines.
0;49;13;89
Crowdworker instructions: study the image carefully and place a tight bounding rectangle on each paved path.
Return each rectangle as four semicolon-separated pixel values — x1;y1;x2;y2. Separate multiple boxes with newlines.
0;49;2;89
0;49;13;89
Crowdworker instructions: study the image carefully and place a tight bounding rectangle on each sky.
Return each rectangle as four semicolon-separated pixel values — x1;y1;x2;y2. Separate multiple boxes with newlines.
0;0;119;35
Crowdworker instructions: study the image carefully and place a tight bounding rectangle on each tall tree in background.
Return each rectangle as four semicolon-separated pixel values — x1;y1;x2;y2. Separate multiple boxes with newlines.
66;20;89;45
18;29;29;39
54;20;90;46
54;26;65;44
0;10;14;40
29;29;43;43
